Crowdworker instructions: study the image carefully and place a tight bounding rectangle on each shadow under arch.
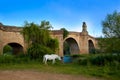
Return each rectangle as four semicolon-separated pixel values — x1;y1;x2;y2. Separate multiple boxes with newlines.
64;37;80;55
88;40;95;53
3;42;24;55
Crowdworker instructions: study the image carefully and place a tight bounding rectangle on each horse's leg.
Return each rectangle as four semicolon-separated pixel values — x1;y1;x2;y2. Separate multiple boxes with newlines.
43;57;47;64
45;59;47;64
52;59;55;64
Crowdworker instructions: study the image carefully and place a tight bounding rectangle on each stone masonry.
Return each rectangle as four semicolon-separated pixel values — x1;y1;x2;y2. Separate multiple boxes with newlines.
0;22;98;56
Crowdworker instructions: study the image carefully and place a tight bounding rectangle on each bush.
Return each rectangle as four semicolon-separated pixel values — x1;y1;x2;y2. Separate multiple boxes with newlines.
3;45;12;54
71;54;81;59
0;55;15;64
74;54;120;66
0;53;31;64
27;43;54;60
77;57;88;65
14;53;31;63
89;55;105;66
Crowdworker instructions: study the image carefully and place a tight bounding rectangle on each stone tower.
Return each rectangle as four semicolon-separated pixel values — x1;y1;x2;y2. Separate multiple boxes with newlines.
82;22;88;35
80;22;89;53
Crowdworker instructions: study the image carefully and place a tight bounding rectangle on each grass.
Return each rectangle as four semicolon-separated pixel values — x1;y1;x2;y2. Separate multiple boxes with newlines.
0;62;119;80
0;53;119;80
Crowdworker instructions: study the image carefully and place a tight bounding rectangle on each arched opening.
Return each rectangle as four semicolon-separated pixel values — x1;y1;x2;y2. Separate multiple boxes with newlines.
3;43;24;55
64;38;80;55
88;40;95;53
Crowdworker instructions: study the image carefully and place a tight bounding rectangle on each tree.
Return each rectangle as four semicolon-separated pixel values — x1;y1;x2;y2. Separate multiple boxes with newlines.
101;11;120;53
60;28;69;39
21;21;59;59
22;21;52;45
47;38;59;52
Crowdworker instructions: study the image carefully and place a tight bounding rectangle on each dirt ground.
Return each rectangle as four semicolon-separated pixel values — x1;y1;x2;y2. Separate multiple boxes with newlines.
0;70;103;80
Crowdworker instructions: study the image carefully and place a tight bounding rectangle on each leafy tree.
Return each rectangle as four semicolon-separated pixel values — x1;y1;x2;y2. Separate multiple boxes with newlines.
47;38;59;52
21;21;59;59
102;11;120;38
22;21;52;45
101;11;120;53
40;20;53;30
60;28;69;39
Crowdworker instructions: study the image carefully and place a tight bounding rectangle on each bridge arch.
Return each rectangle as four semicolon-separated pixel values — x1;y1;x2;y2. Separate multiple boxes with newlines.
88;39;95;53
63;37;80;55
3;42;24;55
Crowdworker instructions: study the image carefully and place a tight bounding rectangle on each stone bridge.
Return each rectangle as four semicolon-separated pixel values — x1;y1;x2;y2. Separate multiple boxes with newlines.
0;22;98;56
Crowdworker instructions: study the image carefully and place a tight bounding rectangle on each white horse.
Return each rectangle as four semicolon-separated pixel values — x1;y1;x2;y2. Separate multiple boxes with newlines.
43;54;61;64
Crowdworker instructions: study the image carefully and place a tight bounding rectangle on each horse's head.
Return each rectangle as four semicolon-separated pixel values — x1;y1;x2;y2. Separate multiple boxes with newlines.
58;56;62;60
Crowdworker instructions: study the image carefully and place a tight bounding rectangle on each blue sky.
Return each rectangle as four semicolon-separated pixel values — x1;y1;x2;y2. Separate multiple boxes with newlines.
0;0;120;37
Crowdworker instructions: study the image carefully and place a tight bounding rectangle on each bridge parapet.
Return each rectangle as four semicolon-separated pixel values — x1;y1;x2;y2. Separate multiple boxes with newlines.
0;26;22;32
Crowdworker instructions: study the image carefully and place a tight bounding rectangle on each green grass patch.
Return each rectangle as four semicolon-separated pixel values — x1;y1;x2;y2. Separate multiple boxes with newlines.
0;62;119;80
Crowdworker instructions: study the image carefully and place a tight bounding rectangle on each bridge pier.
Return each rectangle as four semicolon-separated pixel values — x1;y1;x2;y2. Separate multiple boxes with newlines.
80;35;89;54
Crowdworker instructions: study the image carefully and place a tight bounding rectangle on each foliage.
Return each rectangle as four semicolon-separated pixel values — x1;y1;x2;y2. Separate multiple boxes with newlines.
63;41;70;55
60;28;69;39
101;11;120;53
0;54;30;64
61;28;70;55
47;38;59;52
0;54;14;63
75;54;120;66
27;43;54;60
21;21;59;59
72;54;120;80
21;21;52;45
3;45;12;54
102;11;120;38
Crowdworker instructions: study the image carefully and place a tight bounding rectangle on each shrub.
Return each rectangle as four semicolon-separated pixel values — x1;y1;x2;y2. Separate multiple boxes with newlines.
77;57;88;65
27;43;54;60
0;52;34;64
3;45;12;54
71;54;80;59
74;54;120;66
0;55;15;64
89;55;105;66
